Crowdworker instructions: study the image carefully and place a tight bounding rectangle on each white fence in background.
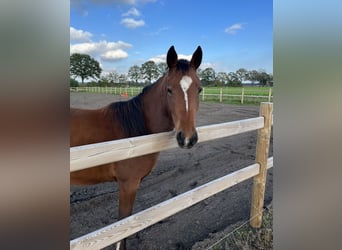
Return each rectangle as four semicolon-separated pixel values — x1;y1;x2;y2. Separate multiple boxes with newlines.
70;86;273;104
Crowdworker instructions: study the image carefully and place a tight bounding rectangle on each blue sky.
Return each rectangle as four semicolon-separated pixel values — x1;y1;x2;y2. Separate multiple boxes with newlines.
70;0;273;76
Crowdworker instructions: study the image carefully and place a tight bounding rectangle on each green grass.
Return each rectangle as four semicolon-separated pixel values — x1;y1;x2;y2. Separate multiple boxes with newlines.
203;86;272;96
70;86;273;106
201;87;273;105
210;204;273;250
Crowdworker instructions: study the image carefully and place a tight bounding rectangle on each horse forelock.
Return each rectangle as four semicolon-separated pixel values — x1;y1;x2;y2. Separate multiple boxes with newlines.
176;59;190;73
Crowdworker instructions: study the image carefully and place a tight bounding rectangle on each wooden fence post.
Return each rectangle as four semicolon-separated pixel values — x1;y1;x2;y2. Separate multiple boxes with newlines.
268;88;272;102
241;88;245;104
219;88;223;103
250;102;273;228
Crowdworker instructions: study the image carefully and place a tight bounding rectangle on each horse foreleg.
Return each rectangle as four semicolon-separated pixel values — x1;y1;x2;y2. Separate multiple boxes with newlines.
117;178;141;250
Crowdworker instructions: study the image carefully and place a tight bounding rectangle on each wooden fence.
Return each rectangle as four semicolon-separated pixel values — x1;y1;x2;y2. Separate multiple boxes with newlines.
70;87;273;104
70;102;273;250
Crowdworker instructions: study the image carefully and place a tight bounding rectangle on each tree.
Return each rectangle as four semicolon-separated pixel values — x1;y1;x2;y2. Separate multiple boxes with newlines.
98;76;109;87
140;61;159;84
216;72;229;86
70;53;102;84
107;71;120;85
255;70;273;86
236;68;248;83
227;72;241;86
157;62;168;78
247;70;259;85
118;73;128;84
70;78;79;87
200;67;216;86
128;65;141;84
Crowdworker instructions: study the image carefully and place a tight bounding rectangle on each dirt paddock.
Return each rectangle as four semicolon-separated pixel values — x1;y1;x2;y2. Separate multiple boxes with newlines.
70;92;273;250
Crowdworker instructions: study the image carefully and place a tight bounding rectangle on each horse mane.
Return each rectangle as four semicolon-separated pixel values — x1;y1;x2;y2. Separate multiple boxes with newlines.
108;84;154;137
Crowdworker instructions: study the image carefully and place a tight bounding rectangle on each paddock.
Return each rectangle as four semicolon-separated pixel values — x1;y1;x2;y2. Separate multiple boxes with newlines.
70;93;273;249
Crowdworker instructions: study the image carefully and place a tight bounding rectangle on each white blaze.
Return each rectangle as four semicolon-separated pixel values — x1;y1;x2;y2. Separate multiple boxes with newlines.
180;75;193;112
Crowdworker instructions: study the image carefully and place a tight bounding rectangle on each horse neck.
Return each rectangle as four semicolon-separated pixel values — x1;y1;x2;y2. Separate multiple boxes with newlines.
142;78;174;134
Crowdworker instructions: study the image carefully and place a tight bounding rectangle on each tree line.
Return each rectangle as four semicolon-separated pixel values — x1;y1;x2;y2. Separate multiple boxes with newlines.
70;53;273;87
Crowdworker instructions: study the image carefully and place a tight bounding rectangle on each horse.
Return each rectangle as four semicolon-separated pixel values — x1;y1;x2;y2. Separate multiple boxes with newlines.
70;46;202;250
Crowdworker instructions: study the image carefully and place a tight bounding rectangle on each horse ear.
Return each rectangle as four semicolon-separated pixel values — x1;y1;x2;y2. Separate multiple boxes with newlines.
190;46;202;70
167;46;178;68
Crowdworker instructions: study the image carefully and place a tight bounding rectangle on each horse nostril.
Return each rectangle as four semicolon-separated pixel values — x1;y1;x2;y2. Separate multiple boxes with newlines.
187;131;198;148
176;131;185;147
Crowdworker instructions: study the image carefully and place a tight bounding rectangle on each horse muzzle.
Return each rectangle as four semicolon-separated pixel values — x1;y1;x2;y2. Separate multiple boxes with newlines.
176;131;198;149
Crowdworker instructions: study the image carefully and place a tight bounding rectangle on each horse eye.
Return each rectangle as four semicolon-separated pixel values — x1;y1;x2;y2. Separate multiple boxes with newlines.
167;87;172;95
198;87;203;94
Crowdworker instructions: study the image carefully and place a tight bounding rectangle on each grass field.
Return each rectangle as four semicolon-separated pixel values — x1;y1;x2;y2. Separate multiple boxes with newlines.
201;86;273;105
70;86;273;105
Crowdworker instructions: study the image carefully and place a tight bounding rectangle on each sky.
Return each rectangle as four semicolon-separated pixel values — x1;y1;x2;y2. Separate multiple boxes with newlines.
70;0;273;76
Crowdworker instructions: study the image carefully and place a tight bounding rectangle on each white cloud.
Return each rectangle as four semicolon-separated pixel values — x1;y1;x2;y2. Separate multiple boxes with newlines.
70;27;92;42
225;23;245;35
149;54;165;64
150;26;169;36
101;49;128;61
178;54;192;61
71;40;132;54
121;18;145;28
122;7;140;17
70;40;132;61
149;53;192;64
200;62;217;70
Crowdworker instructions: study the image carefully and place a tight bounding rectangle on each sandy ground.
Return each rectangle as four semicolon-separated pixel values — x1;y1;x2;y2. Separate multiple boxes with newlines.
70;92;273;250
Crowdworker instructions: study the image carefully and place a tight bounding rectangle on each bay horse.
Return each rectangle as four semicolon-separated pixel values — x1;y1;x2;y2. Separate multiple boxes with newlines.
70;46;202;249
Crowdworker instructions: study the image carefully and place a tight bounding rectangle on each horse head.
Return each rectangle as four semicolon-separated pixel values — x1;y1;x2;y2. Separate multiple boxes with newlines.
165;46;202;149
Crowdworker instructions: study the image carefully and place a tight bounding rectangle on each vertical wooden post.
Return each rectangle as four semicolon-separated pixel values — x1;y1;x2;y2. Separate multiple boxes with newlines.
268;88;272;102
250;102;273;228
241;88;245;104
219;88;223;102
202;88;205;101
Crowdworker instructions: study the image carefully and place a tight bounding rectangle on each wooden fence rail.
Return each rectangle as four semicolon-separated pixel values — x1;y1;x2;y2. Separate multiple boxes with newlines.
71;117;264;172
70;158;273;250
70;102;273;250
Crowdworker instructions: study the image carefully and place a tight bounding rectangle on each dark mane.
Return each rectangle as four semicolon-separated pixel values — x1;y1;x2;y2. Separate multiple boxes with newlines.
108;84;154;137
176;59;190;72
